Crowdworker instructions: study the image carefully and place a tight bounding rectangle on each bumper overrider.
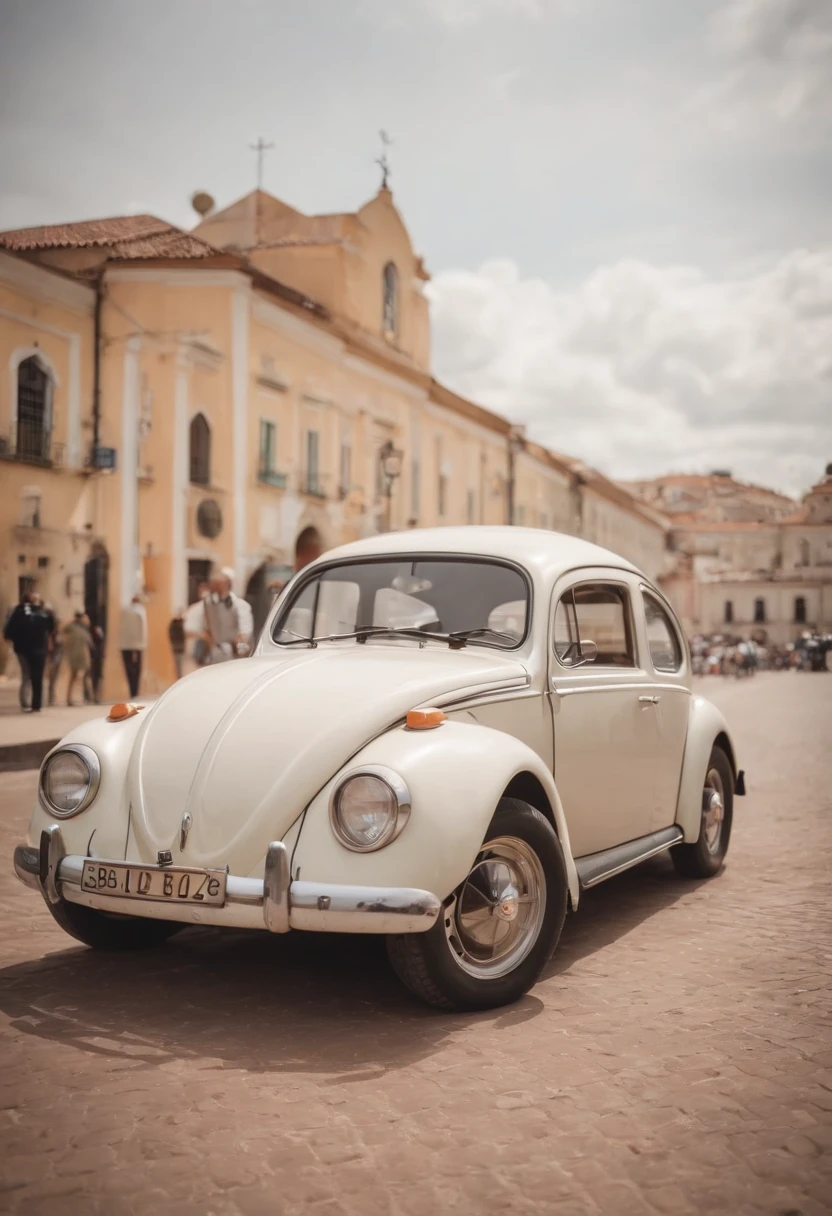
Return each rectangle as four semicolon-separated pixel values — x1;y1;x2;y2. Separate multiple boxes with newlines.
13;826;442;935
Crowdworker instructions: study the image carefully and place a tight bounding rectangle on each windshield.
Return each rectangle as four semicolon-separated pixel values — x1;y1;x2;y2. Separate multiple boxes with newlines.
272;557;530;649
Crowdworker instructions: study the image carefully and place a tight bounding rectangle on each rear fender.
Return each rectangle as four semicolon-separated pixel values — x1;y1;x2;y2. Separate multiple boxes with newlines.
676;696;740;842
290;719;580;909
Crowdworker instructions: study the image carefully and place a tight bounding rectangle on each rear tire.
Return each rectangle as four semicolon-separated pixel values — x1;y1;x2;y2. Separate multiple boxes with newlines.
387;798;567;1011
671;746;733;879
48;899;183;951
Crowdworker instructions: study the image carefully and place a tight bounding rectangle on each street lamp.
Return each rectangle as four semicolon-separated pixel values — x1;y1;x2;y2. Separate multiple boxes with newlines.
379;439;404;532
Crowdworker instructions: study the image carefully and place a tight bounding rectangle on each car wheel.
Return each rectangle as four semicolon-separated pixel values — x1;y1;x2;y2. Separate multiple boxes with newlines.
48;899;183;951
671;745;734;879
386;797;568;1011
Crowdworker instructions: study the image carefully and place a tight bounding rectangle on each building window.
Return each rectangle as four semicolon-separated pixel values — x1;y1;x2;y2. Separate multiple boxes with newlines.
436;438;447;517
258;419;285;486
794;596;807;624
189;413;211;485
16;356;53;464
382;262;398;337
798;539;810;566
516;504;526;526
724;600;733;624
467;489;476;525
20;488;42;529
754;597;766;623
305;429;321;495
411;457;420;519
340;440;351;498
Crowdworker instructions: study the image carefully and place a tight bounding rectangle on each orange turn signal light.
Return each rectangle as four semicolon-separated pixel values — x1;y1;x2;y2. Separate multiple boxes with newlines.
406;707;446;731
106;702;142;723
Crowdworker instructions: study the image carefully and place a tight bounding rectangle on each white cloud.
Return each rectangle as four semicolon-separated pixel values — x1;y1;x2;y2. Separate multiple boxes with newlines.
691;0;832;138
428;250;832;496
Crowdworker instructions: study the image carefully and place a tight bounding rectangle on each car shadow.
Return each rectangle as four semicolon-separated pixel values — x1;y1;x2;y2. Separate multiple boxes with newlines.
0;854;707;1077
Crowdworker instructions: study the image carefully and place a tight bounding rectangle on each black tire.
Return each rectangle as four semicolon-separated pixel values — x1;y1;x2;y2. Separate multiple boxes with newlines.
387;798;568;1012
671;745;734;879
47;898;183;951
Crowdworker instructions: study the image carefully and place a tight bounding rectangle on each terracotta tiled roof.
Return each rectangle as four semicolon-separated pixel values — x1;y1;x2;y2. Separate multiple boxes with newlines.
0;215;218;260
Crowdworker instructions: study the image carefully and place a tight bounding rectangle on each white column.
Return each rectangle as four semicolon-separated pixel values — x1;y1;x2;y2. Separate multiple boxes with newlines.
171;348;189;612
231;286;250;590
120;336;141;606
67;334;81;467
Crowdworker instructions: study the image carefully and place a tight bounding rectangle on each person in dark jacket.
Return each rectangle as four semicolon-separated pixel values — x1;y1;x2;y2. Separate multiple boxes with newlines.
168;611;186;679
3;593;54;712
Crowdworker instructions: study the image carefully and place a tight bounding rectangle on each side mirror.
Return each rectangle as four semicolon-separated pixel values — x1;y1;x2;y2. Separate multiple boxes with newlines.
557;639;598;668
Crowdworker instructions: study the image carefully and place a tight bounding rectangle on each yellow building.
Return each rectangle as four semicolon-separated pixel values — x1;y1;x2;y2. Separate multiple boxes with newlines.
0;186;667;698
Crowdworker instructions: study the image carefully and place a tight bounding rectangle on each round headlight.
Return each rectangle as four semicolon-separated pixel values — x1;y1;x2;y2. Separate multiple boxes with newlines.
330;767;411;852
40;745;100;817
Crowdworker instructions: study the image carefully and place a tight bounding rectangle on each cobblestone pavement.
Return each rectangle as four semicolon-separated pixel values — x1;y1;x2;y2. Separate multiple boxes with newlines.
0;673;830;1215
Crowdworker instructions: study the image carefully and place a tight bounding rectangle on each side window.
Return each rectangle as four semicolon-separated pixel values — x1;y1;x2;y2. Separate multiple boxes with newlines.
642;591;682;674
554;583;636;668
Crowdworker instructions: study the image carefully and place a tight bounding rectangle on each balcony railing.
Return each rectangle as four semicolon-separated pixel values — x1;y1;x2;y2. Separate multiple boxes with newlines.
257;462;288;489
0;427;64;468
302;469;329;499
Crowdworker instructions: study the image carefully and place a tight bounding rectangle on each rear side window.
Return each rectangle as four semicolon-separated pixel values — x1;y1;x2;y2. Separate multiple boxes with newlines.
554;583;636;668
642;591;682;673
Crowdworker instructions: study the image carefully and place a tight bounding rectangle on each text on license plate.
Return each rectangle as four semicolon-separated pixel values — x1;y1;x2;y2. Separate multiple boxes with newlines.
81;861;227;906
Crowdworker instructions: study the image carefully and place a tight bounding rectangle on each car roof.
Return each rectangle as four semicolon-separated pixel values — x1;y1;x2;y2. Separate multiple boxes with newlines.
315;527;643;583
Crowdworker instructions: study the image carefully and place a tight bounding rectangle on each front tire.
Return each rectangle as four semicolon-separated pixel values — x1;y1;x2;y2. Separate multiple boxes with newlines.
48;898;183;951
671;745;734;879
387;798;568;1011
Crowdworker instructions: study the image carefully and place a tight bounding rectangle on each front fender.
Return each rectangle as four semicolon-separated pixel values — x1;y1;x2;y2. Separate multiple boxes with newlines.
676;696;739;842
27;711;144;860
290;719;580;909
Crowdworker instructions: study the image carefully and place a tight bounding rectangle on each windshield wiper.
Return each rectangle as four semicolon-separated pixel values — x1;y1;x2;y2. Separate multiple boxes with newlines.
448;627;519;647
277;626;460;648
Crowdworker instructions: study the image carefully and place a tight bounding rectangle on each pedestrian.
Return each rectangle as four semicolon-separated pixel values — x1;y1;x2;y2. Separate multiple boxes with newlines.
198;568;253;664
118;595;147;698
89;623;105;703
63;612;93;706
184;580;211;672
3;592;53;713
168;610;186;679
44;607;64;707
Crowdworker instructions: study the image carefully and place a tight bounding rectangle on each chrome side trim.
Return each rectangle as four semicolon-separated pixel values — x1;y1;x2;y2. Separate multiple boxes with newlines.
555;682;691;698
575;826;684;889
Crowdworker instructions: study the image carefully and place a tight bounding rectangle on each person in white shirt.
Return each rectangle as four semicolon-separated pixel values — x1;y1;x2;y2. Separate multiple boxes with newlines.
186;568;253;666
118;595;147;697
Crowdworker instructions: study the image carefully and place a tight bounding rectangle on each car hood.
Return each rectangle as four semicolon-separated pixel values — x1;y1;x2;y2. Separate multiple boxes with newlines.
126;644;528;873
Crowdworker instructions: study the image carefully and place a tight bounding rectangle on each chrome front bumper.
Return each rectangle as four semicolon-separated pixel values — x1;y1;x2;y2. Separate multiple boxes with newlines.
13;826;441;936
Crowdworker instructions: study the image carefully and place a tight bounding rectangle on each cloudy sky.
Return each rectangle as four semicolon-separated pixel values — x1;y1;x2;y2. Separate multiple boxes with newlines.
2;0;830;496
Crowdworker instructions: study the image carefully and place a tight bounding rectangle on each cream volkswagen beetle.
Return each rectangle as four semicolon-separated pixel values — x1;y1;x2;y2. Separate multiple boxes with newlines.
14;528;744;1011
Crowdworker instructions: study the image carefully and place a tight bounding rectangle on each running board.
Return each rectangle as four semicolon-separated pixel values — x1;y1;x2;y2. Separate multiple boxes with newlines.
575;826;684;889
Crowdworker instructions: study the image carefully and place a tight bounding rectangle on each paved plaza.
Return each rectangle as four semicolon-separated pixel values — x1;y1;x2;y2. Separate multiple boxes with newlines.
0;672;830;1215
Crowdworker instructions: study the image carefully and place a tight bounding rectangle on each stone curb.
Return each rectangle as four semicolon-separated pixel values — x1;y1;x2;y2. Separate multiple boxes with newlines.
0;739;58;773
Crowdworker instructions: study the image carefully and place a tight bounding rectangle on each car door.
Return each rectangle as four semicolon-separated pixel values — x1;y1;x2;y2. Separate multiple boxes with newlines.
548;570;657;857
637;585;691;833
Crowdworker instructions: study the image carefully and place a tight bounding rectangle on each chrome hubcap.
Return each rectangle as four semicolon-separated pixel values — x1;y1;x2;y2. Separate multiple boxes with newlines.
702;768;725;852
444;836;546;979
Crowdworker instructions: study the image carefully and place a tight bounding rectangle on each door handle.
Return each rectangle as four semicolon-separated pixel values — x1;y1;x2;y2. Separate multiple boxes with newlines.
638;695;661;705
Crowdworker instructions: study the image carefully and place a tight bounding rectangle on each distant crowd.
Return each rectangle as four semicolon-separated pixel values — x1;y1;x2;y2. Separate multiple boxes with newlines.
690;632;832;676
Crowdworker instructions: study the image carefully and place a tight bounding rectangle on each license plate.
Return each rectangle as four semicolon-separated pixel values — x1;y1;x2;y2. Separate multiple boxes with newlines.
80;861;227;906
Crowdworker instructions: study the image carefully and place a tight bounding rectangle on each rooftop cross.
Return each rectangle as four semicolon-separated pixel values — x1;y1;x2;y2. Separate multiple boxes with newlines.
249;137;274;192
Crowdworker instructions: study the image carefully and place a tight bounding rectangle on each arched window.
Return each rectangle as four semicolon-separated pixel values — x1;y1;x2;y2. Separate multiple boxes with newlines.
382;262;398;337
16;356;53;464
754;597;766;623
798;538;810;566
724;600;733;624
189;413;211;485
794;596;806;624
